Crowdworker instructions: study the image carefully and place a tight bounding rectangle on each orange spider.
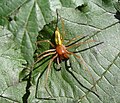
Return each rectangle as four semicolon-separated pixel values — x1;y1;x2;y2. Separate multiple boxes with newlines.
35;10;103;99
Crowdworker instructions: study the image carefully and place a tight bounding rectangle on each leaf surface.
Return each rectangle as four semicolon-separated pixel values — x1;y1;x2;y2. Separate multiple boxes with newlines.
0;0;120;103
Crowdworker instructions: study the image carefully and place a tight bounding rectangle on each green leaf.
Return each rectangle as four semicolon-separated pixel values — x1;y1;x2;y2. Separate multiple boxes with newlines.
0;26;26;103
114;1;120;12
0;0;120;103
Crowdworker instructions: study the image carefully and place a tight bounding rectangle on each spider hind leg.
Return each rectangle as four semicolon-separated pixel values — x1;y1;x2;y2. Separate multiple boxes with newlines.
68;51;98;96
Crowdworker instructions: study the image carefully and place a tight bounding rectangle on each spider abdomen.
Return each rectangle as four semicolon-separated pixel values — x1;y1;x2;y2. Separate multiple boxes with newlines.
56;44;69;60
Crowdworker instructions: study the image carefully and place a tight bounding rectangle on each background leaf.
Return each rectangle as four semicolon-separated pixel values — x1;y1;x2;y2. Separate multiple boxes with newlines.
0;26;26;103
0;0;120;103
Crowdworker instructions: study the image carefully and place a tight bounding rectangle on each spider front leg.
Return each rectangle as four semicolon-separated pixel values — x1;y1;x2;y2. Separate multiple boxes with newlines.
56;9;66;40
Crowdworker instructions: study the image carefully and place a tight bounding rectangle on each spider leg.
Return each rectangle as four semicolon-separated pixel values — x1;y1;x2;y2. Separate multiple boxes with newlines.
37;49;56;58
36;40;55;48
35;66;56;100
65;60;99;98
34;51;56;64
45;54;58;97
56;57;61;70
60;15;65;40
68;51;97;94
66;40;96;49
73;42;104;53
57;57;60;65
56;9;65;41
34;51;57;100
66;35;88;46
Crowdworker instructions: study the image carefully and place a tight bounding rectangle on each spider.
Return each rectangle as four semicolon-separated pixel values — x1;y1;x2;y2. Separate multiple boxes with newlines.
34;9;103;99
